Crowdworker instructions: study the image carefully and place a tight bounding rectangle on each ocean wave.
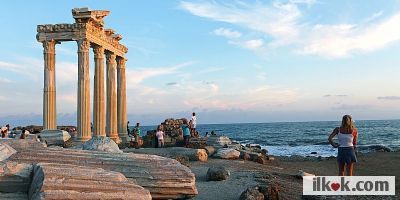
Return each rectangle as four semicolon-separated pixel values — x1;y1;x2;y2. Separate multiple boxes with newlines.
258;144;398;157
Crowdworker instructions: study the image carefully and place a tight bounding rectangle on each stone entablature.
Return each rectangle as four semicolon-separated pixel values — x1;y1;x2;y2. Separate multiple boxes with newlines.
37;23;128;57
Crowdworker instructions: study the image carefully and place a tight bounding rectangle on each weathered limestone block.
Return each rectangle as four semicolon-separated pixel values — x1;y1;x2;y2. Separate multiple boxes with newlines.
39;130;71;146
206;135;232;147
5;142;198;199
124;147;208;162
213;148;240;160
203;146;216;156
0;192;28;200
80;137;122;153
0;143;17;162
29;163;151;200
0;162;33;193
0;140;46;151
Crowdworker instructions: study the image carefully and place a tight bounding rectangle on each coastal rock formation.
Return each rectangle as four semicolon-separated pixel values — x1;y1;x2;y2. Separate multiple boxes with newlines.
0;162;32;193
143;118;185;147
239;150;261;162
206;166;230;181
123;147;208;162
80;136;122;153
39;130;71;146
206;135;232;147
0;143;17;161
214;148;240;160
3;140;197;199
29;163;151;200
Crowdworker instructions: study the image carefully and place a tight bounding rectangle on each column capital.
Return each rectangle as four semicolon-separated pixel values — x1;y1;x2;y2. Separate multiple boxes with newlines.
105;52;117;65
116;57;126;68
42;40;57;54
77;39;90;53
92;45;104;59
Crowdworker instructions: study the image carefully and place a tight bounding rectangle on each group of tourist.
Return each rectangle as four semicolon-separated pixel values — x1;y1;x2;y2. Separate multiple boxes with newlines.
1;124;30;139
127;122;143;148
180;112;197;147
125;112;198;148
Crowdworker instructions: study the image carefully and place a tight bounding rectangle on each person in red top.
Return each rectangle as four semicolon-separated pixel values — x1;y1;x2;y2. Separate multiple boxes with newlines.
328;115;358;176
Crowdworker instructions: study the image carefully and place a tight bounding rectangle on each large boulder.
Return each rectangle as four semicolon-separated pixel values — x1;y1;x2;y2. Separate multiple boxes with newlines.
0;162;33;193
214;148;240;160
29;163;151;200
239;150;261;161
239;186;264;200
81;137;122;153
206;166;230;181
206;135;232;147
203;146;216;156
39;130;70;146
0;143;17;162
240;183;281;200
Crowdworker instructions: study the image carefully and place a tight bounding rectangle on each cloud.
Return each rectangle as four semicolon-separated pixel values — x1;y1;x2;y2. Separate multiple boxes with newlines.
179;1;301;47
0;77;12;83
197;67;225;74
213;28;242;38
300;13;400;57
231;39;264;50
166;82;178;86
0;96;7;101
126;61;193;87
332;104;369;110
256;72;267;81
180;1;400;58
377;96;400;100
323;94;348;98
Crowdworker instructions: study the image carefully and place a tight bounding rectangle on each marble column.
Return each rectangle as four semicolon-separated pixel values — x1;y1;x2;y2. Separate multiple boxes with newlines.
93;45;106;137
106;52;120;143
117;57;128;142
76;39;91;141
42;40;57;130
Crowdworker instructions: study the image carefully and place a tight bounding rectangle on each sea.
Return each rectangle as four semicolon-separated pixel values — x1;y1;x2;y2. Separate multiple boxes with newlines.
137;119;400;157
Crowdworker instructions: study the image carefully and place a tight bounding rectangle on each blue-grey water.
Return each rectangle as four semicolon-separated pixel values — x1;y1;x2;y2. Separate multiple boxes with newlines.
137;120;400;157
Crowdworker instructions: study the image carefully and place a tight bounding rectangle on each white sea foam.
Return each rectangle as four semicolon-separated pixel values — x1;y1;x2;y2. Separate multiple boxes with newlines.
262;145;337;157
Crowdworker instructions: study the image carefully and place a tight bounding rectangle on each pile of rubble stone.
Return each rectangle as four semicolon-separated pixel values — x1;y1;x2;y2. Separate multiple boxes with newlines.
143;118;185;147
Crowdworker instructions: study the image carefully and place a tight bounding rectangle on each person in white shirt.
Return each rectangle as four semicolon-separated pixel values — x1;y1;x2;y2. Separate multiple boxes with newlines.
156;125;165;148
191;112;197;134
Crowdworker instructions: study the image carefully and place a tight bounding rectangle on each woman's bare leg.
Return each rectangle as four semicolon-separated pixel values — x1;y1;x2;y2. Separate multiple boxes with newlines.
346;163;354;176
338;163;345;176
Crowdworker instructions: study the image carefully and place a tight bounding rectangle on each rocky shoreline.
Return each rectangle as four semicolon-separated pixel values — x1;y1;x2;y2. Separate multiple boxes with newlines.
1;124;399;199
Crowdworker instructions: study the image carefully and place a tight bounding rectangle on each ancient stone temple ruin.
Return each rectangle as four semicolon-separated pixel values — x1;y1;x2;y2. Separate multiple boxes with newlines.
37;8;128;143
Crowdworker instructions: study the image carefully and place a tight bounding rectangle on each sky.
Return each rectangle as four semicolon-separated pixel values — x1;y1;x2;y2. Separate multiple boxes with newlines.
0;0;400;126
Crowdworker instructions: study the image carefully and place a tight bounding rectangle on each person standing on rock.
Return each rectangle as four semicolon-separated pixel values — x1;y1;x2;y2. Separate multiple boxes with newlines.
156;125;165;148
133;123;143;148
127;121;130;135
181;119;191;148
191;112;197;135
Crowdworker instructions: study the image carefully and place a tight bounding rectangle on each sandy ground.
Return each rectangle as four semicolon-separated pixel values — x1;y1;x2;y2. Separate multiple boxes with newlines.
189;152;400;200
